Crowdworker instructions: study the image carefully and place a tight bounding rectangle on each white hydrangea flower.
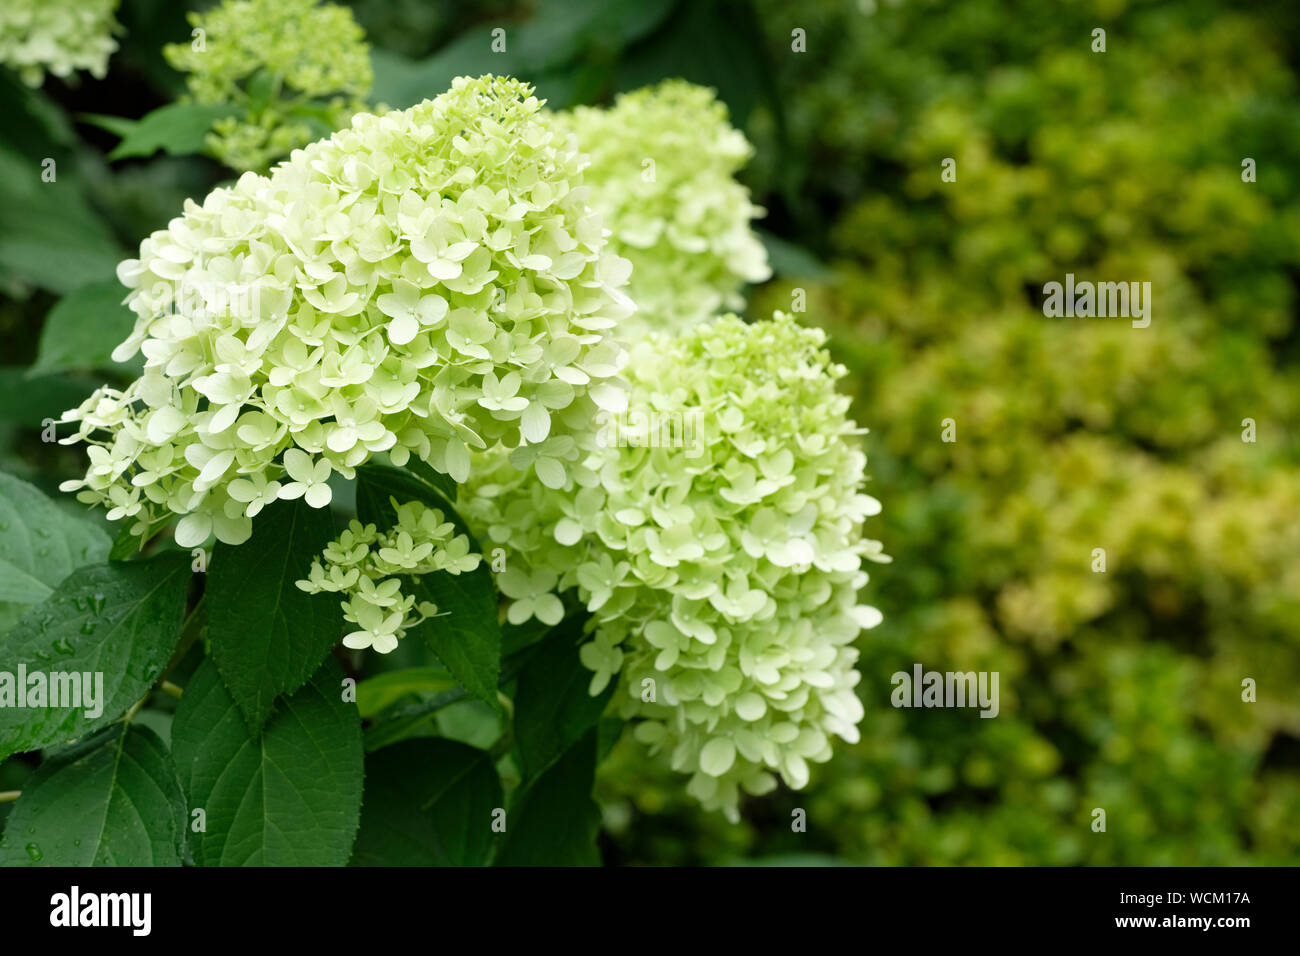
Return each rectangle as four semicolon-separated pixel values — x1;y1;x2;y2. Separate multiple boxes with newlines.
59;75;634;547
554;81;771;339
0;0;120;87
463;312;888;819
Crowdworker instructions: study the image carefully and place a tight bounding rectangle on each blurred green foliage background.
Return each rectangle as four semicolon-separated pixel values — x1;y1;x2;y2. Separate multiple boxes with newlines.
1;0;1297;864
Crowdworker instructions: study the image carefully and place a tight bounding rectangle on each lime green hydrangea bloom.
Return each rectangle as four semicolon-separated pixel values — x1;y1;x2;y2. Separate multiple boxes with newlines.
0;0;120;87
58;75;634;550
164;0;373;172
296;498;481;653
465;312;886;818
555;81;771;338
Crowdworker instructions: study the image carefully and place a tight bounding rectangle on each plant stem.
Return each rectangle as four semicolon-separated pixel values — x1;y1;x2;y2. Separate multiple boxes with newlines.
122;695;147;723
0;790;20;804
159;594;206;685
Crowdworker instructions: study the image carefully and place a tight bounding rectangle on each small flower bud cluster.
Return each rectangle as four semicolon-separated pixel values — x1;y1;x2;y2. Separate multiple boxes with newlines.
296;498;482;654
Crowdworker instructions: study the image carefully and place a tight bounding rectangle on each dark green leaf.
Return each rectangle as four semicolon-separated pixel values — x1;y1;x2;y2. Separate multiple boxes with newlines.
355;462;463;537
435;699;502;750
615;0;767;125
171;657;363;866
494;728;601;866
351;738;502;866
0;470;110;632
109;523;145;562
0;369;104;427
0;147;122;293
361;695;459;752
29;279;143;376
244;70;277;113
597;715;624;764
0;553;191;761
513;0;679;73
76;113;139;139
0;77;123;292
206;498;340;731
369;0;677;110
512;614;614;781
408;567;502;708
759;229;831;279
107;102;237;161
370;41;512;112
0;724;186;866
355;665;456;719
501;614;552;658
403;456;459;502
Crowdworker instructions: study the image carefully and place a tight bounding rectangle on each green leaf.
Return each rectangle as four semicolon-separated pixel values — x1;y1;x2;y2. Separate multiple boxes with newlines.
356;463;501;707
615;0;769;126
597;715;624;764
759;230;831;279
355;665;456;719
512;614;614;781
0;77;124;292
408;566;502;708
361;691;463;752
494;728;602;866
501;614;553;658
0;471;110;623
244;69;277;113
0;552;191;761
354;463;455;537
206;498;340;731
370;0;676;110
30;279;143;377
0;147;123;293
351;738;502;866
512;0;678;73
76;112;139;139
370;42;506;112
0;369;104;428
170;657;363;866
435;698;502;750
360;637;540;752
403;456;459;502
0;723;186;866
109;523;146;562
107;102;237;161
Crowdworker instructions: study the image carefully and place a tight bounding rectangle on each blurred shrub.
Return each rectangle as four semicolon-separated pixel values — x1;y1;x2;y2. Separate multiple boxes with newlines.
602;0;1300;863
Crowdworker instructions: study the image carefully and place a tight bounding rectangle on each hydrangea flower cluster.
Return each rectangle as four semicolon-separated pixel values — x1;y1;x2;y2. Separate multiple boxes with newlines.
464;312;887;818
163;0;374;172
554;81;771;338
58;75;634;549
296;498;481;654
0;0;120;87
